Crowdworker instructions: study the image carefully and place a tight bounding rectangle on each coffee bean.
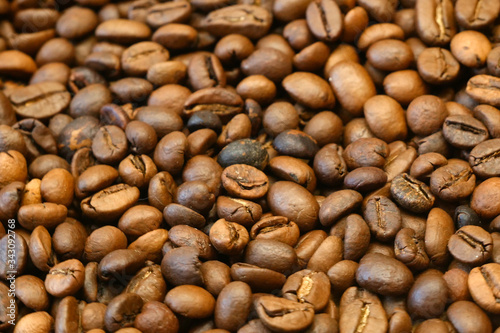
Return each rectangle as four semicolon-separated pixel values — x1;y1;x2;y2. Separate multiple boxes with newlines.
466;74;500;107
45;259;85;298
471;177;500;219
448;225;492;265
146;0;192;29
165;285;215;319
10;82;71;119
408;270;448;319
430;160;476;201
282;72;335;110
204;5;272;40
217;139;268;170
134;301;179;333
104;293;143;332
469;139;500;178
339;287;388;333
415;0;456;46
256;295;314;332
469;263;500;314
305;0;342;42
214;282;252;331
188;53;226;91
390;173;435;213
363;196;402;242
394;228;429;271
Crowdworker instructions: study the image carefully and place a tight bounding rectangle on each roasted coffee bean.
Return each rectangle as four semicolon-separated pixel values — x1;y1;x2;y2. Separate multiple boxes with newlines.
146;1;192;29
471;177;500;219
161;246;203;286
214;282;252;331
469;263;500;314
339;287;388;333
221;164;268;199
45;259;85;298
469;139;500;178
282;270;330;311
415;0;456;46
165;285;215;319
134;301;179;333
256;295;314;332
184;87;244;122
250;216;300;247
429;160;475;202
0;232;28;279
104;293;143;332
356;253;413;296
188;53;226;91
417;47;460;84
344;138;389;170
81;184;140;222
363;196;402;242
451;31;491;68
408;270;448;319
305;0;342;42
442;115;489;149
448;225;492;266
268;181;319;232
390;173;435;213
244;239;297;274
395;228;429;271
204;5;272;40
10;82;71;119
282;72;335;110
217;139;268;170
313;144;347;186
466;75;500;107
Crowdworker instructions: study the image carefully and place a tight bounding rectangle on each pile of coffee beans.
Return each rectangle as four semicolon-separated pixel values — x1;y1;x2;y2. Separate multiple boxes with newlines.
2;0;500;332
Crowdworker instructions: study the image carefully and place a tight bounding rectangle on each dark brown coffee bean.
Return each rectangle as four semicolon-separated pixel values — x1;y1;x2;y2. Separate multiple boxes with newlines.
134;301;179;333
163;203;206;229
184;87;244;122
229;263;285;293
244;239;297;274
214;281;252;331
250;216;300;247
448;225;492;266
268;181;319;232
204;5;272;40
121;41;169;77
0;232;28;279
313;144;347;186
256;295;314;332
104;293;143;332
442;115;489;149
363;196;402;242
29;225;58;272
16;275;49;311
469;139;500;178
356;253;413;296
394;228;429;271
319;189;362;228
188;53;226;91
161;246;203;286
269;156;316;192
424;208;455;267
410;152;448;181
344;138;389;170
273;129;319;160
339;287;388;333
221;164;268;199
390;173;435;213
408;270;448;319
216;196;262;228
217;139;268;170
430;160;476;201
76;165;118;199
0;181;24;221
53;218;87;261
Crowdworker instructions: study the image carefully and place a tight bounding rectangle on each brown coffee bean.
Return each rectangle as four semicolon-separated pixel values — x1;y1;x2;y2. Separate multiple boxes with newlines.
205;5;271;40
188;53;226;91
390;173;435;214
56;7;98;40
328;61;376;116
29;226;58;272
339;287;388;333
408;270;448;319
273;129;319;160
81;184;140;222
268;181;319;232
0;50;38;79
313;144;347;186
104;293;143;332
417;48;460;84
95;19;151;44
18;202;67;230
471;177;500;219
84;226;128;263
282;270;330;311
161;246;203;286
344;138;389;170
443;115;489;149
415;0;456;46
165;285;215;319
53;218;87;261
356;253;413;296
0;232;28;279
394;228;429;271
244;239;297;274
448;225;493;266
363;95;407;142
256;295;314;332
134;301;179;333
241;47;292;82
146;0;192;28
45;259;85;298
16;275;49;311
305;0;342;42
425;208;455;267
451;31;491;68
214;282;252;331
363;196;402;242
14;312;54;333
430;160;476;201
250;216;300;247
466;75;500;107
282;72;335;110
410;152;448;181
184;87;244;122
221;164;268;199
